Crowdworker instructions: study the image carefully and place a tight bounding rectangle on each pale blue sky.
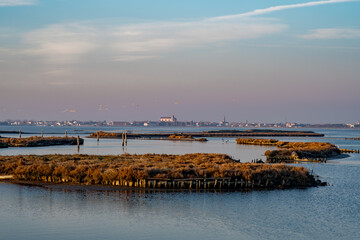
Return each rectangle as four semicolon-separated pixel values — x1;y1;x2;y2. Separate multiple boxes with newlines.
0;0;360;123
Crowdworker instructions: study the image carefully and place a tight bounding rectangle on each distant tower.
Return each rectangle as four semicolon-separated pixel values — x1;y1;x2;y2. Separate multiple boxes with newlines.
219;115;228;126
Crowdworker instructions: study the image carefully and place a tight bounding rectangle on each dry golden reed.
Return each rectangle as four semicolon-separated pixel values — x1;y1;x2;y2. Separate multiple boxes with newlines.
0;153;316;187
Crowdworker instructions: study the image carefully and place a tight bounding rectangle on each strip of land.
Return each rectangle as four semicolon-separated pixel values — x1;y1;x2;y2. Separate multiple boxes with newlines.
236;138;341;163
0;136;84;148
89;129;324;139
0;153;322;189
345;137;360;140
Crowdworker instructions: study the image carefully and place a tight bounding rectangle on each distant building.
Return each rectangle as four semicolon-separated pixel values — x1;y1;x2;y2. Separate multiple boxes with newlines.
218;116;229;126
160;115;177;123
144;121;158;127
286;122;296;128
113;121;131;126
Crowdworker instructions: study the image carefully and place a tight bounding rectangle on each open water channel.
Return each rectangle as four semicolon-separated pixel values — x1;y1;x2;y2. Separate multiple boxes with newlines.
0;126;359;239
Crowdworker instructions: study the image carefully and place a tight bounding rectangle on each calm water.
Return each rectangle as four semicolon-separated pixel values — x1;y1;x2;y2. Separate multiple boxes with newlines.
0;126;359;240
0;125;279;161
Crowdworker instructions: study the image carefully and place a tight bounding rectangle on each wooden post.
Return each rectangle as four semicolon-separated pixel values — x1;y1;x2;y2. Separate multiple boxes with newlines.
122;132;124;146
65;130;67;137
125;131;127;146
77;136;80;152
97;132;99;142
19;130;21;138
41;129;44;137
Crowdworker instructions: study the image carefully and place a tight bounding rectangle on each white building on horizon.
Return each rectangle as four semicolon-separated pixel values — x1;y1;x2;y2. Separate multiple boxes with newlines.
160;115;177;123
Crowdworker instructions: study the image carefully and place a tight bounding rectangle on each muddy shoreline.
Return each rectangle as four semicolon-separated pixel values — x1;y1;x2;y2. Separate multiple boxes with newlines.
0;179;321;192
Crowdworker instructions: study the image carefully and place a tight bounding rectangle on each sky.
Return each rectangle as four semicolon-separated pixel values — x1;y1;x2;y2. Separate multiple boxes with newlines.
0;0;359;123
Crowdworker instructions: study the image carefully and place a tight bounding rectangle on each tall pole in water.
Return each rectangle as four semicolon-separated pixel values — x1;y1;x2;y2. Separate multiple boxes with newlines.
41;129;44;137
65;130;67;137
122;132;125;146
125;131;127;146
77;135;80;153
19;130;21;138
97;132;99;142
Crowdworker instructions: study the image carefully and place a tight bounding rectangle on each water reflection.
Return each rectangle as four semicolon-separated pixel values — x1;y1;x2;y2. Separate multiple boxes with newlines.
0;137;275;162
1;171;359;240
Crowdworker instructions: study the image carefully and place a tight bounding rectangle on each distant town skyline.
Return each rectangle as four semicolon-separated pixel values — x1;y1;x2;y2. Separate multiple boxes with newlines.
1;0;360;123
2;117;359;128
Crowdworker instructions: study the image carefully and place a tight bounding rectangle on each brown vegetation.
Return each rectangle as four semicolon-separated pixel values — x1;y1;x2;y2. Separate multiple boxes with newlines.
236;138;278;146
169;134;193;139
197;138;208;142
236;138;341;161
168;135;207;142
89;131;121;138
0;136;84;147
0;153;319;189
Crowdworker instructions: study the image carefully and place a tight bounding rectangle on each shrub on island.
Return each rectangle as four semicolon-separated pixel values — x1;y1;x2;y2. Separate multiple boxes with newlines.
236;138;341;161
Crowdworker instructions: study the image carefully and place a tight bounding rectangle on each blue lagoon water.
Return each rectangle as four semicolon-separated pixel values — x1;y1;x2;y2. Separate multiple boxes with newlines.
0;126;359;240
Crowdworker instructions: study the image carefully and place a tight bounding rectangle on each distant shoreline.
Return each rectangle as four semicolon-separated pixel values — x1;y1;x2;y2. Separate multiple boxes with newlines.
89;129;324;140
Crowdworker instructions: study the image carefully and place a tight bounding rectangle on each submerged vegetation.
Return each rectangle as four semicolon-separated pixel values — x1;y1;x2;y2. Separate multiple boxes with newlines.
236;138;341;162
0;136;84;147
0;153;320;189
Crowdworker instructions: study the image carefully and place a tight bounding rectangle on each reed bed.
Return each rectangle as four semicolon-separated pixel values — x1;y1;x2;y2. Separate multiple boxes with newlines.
0;153;318;188
236;138;341;160
0;136;84;147
236;138;279;146
169;134;193;139
89;131;121;138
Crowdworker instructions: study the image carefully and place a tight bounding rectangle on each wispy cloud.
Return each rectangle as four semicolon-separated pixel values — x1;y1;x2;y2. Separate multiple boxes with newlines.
111;19;286;54
209;0;358;21
113;55;158;62
40;68;74;77
22;19;286;64
23;24;97;64
0;0;36;6
21;0;358;63
300;28;360;39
